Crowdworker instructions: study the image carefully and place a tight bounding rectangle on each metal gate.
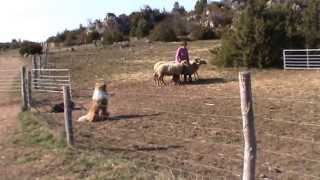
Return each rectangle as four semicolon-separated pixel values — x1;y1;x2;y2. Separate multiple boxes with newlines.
283;49;320;69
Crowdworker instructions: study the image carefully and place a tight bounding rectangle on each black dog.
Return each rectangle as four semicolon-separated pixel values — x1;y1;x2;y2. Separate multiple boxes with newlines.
51;101;75;113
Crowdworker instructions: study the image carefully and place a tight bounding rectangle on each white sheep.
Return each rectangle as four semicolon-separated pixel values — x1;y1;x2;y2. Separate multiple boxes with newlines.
153;61;185;86
153;61;166;85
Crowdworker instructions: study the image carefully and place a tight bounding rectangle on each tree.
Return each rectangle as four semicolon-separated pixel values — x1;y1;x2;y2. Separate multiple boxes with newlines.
19;41;42;55
134;18;151;38
195;0;208;17
150;22;177;42
214;0;292;68
102;29;126;45
302;0;320;48
172;1;186;14
86;30;101;43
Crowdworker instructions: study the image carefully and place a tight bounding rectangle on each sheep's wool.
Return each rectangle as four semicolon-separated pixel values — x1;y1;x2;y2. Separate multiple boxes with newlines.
92;89;108;101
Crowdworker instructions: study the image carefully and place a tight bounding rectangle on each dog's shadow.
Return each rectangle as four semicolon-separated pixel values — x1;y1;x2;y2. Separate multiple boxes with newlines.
104;113;162;122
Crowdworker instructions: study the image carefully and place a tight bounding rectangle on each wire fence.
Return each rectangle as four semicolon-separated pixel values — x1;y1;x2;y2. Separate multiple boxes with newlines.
70;87;320;179
5;52;320;179
0;69;21;94
31;68;72;94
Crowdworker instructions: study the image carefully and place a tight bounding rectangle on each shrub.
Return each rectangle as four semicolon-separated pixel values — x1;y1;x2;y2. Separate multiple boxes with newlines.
135;19;151;38
191;26;216;40
19;41;42;56
102;29;126;45
86;30;101;43
64;31;79;46
150;23;177;42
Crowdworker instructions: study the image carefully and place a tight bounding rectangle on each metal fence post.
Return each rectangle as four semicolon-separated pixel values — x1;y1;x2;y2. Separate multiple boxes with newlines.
283;50;286;70
307;49;310;69
63;86;74;146
239;72;257;180
32;56;38;89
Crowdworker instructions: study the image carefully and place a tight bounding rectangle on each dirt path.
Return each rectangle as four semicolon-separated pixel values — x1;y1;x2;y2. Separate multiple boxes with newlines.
0;55;25;179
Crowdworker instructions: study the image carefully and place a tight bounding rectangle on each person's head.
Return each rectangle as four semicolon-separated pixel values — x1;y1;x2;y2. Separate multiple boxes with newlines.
181;41;187;48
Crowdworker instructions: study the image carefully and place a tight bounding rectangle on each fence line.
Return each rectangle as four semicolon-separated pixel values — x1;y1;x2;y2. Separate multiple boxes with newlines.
262;149;320;164
31;68;72;94
262;132;320;145
32;79;70;82
97;127;243;162
111;104;320;145
33;89;63;94
105;133;320;178
92;129;242;177
94;126;320;179
32;68;70;72
36;75;71;78
99;125;242;149
259;116;320;128
277;167;320;179
77;100;320;145
18;53;320;179
76;89;320;105
76;90;241;100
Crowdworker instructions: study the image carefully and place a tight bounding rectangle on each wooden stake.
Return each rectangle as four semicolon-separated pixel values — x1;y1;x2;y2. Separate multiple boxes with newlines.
239;72;257;180
21;66;27;111
63;86;74;146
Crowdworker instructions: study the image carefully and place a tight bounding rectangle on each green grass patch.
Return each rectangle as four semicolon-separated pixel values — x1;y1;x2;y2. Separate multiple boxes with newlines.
16;112;159;179
18;111;66;149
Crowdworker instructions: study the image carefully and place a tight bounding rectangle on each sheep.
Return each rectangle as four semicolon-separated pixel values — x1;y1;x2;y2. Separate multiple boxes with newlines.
153;61;166;85
153;61;185;86
182;58;207;82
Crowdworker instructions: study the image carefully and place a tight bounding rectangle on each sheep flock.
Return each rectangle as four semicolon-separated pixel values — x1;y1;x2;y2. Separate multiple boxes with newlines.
153;58;207;86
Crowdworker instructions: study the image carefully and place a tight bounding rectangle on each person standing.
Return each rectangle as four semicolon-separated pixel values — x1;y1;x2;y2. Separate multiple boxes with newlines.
175;41;192;82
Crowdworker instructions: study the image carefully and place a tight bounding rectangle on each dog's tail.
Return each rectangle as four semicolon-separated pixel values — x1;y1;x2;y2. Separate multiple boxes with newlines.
77;114;88;122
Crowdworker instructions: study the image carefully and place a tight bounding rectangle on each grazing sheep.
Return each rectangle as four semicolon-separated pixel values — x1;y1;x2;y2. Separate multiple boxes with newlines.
153;61;185;86
182;58;207;82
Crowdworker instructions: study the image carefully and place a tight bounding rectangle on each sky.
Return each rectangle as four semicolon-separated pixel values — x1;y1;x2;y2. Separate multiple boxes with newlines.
0;0;209;43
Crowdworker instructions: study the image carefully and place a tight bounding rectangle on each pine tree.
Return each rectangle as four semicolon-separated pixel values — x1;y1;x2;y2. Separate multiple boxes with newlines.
214;0;290;68
195;0;207;17
302;0;320;48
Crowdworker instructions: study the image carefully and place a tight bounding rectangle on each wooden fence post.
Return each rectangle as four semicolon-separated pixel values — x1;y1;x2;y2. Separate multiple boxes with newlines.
27;70;32;109
21;66;28;111
63;86;74;146
239;72;257;180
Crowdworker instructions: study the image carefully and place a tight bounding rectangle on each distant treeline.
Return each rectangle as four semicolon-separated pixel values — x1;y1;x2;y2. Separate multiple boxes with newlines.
0;39;42;56
46;0;234;46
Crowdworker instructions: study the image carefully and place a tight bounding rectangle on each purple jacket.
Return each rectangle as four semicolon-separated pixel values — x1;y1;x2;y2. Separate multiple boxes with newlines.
175;47;189;63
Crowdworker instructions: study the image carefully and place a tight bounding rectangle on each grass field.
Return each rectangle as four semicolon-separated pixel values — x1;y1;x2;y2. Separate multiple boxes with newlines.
27;40;320;179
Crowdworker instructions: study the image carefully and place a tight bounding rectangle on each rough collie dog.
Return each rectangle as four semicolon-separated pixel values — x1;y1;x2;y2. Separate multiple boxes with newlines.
77;82;109;122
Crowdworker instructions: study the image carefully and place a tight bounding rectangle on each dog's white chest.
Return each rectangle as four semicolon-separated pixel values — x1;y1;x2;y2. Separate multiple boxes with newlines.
92;90;108;101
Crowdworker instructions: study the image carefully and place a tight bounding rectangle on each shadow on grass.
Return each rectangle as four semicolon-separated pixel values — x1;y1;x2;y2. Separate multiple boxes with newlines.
184;77;233;85
102;144;183;153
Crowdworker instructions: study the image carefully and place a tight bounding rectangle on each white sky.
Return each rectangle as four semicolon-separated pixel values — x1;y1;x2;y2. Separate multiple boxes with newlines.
0;0;203;42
